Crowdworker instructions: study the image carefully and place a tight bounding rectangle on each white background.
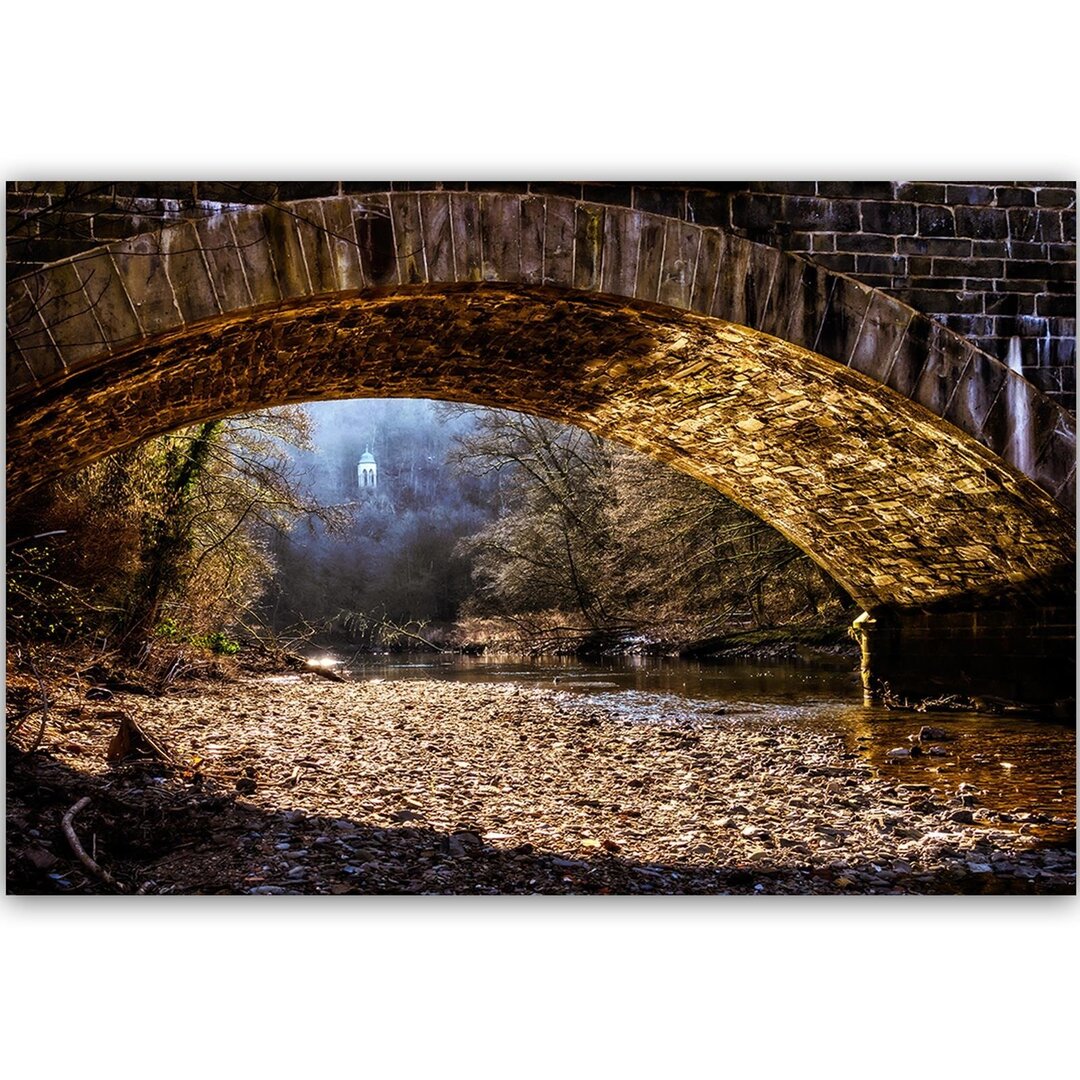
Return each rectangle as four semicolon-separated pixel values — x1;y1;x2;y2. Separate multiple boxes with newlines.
3;3;1077;1075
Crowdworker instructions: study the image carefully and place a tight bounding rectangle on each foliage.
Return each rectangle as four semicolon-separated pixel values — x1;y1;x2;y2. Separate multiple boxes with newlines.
447;408;853;646
6;406;345;654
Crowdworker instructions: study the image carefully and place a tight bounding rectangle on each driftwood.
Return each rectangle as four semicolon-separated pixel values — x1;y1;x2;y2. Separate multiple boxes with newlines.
105;710;176;764
61;797;127;892
284;652;348;683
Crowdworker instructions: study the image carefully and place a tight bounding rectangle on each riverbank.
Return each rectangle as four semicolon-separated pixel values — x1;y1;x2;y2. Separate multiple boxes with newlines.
7;655;1074;894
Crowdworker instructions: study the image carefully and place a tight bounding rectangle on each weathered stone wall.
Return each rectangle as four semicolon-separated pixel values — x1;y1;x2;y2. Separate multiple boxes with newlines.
7;180;1076;411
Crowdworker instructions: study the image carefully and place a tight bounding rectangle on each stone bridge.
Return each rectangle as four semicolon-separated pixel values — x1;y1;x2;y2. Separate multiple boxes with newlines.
6;189;1076;705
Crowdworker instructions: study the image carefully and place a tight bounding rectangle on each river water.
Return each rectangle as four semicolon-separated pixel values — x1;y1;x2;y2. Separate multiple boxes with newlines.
341;652;1075;837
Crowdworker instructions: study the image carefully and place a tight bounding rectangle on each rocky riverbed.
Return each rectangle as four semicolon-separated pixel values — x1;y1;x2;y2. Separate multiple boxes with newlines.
6;668;1075;894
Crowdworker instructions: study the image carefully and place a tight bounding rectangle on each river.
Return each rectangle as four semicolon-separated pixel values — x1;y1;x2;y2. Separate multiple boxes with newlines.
342;652;1076;841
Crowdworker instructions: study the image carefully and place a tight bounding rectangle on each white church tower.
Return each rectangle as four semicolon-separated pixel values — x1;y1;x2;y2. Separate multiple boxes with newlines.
357;448;378;491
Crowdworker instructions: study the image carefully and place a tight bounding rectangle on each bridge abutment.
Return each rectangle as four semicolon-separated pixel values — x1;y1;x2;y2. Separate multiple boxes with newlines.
853;597;1076;710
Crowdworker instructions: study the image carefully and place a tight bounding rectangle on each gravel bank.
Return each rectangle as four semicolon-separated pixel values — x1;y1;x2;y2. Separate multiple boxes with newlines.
7;673;1075;894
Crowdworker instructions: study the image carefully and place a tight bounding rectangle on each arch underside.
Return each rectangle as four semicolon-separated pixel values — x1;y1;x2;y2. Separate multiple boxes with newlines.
6;284;1073;612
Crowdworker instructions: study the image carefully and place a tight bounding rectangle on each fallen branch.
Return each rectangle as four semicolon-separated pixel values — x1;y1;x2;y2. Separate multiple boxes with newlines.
284;652;348;683
61;797;127;892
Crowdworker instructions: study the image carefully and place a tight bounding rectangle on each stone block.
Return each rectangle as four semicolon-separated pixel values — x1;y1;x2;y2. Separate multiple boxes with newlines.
855;253;905;276
861;200;917;234
848;294;911;384
1031;423;1077;507
781;196;860;232
816;276;872;365
730;192;781;232
689;228;726;312
1037;294;1076;317
197;181;279;204
469;181;529;194
810;253;855;273
319;197;366;292
888;315;945;400
1053;467;1076;513
817;181;895;198
995;186;1036;207
707;238;768;329
518;196;546;285
895;182;946;202
632;187;685;218
355;194;398;286
918;204;955;237
912;335;971;418
158;221;222;323
120;181;194;202
541;197;575;288
946;347;1009;450
69;250;143;352
257;205;314;300
419;192;456;283
634;214;667;303
42;259;120;364
191;212;255;310
761;258;831;351
898;236;972;257
1036;186;1077;208
935;256;1005;279
290;200;348;295
389;193;428;286
835;232;897;254
903;289;984;315
219;209;282;306
956;206;1009;239
945;184;995;205
480;193;522;283
1009;208;1064;243
685;191;730;228
342;182;394;195
600;207;642;299
581;183;633;207
573;203;604;291
657;220;701;310
6;280;65;386
530;182;583;200
749;181;818;195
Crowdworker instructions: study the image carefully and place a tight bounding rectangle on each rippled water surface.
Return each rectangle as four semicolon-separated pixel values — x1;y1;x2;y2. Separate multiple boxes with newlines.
344;653;1075;834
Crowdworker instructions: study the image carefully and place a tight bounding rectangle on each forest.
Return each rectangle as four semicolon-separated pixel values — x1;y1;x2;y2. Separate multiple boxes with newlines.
8;398;855;664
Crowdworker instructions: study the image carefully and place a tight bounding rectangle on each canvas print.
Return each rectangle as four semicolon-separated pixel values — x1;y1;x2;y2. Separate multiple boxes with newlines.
6;181;1076;895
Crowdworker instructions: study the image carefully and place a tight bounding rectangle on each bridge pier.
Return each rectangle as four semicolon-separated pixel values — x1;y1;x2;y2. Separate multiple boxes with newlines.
852;599;1076;710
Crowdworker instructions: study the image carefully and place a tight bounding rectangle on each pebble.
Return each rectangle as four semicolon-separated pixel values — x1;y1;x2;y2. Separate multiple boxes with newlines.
17;669;1072;896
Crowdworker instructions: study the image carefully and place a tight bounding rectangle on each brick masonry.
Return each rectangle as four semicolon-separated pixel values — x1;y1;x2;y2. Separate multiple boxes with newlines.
7;180;1077;411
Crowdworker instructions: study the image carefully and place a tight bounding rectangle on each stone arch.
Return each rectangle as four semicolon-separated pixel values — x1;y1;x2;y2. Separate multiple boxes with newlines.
6;193;1075;703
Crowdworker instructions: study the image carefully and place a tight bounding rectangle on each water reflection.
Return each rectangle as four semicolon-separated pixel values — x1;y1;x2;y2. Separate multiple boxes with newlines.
348;652;861;703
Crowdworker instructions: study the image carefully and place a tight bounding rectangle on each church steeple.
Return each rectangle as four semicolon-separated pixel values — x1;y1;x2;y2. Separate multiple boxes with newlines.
357;446;378;490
